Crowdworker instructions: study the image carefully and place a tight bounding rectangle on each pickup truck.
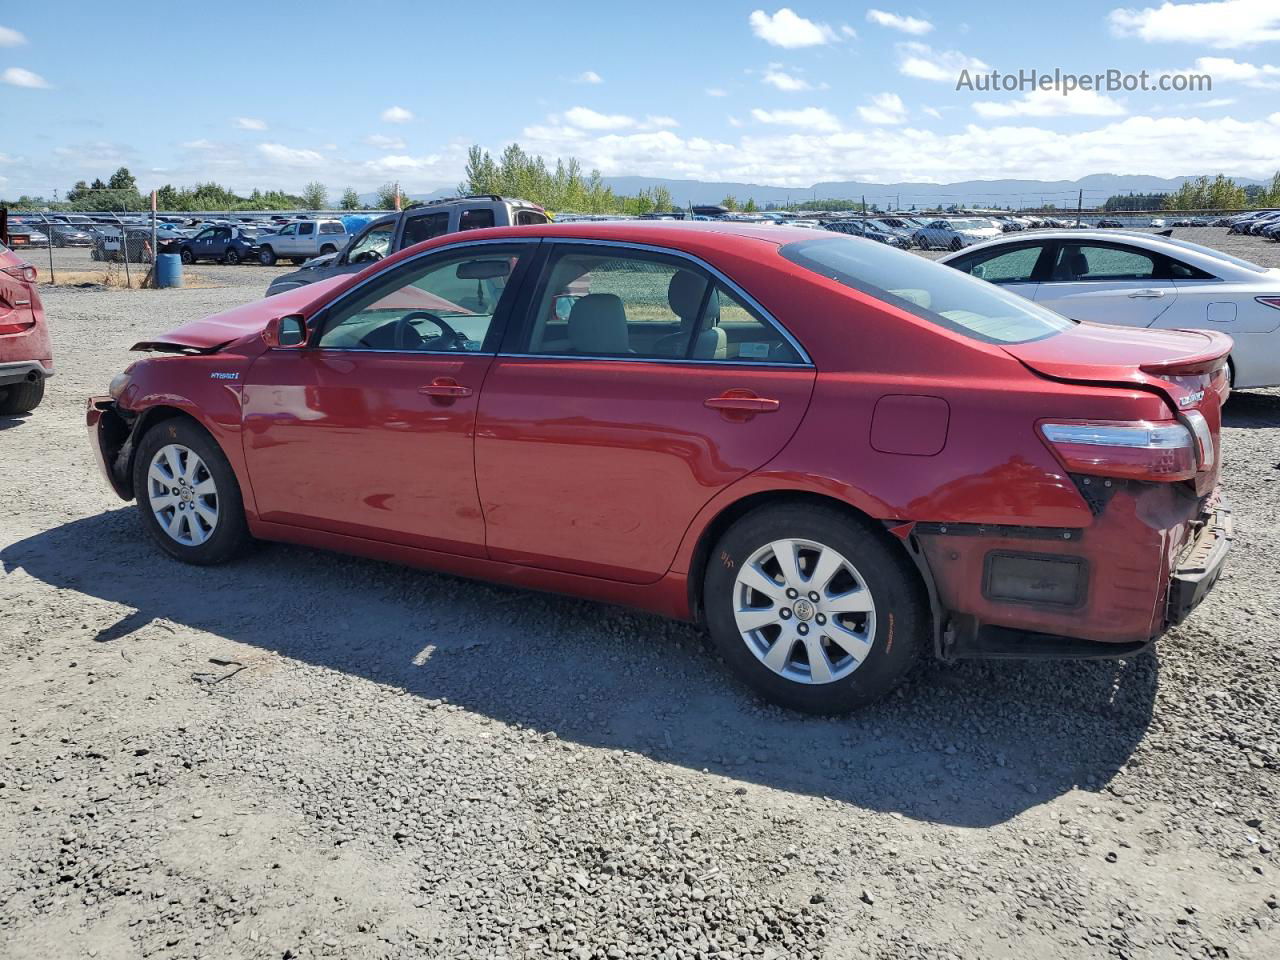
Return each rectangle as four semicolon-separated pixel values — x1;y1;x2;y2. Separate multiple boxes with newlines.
265;195;548;296
256;219;347;266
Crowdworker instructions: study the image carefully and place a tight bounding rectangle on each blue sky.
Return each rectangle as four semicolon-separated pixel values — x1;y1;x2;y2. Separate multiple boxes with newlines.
2;1;1279;198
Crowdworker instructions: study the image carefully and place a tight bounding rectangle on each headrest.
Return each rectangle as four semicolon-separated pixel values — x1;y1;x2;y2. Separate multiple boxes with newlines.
568;294;630;354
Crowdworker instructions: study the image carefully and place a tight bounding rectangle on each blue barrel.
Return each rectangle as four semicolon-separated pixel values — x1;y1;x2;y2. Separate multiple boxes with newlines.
155;253;183;288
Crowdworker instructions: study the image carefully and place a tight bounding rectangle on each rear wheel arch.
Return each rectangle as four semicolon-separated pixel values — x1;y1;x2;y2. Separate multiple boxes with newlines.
685;490;926;626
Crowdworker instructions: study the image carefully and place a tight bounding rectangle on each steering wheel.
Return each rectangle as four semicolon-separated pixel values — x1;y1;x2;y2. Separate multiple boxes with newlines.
390;311;468;351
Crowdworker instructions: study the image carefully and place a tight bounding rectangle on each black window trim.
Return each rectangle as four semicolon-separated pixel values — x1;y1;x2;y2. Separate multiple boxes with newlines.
495;238;813;368
303;237;542;356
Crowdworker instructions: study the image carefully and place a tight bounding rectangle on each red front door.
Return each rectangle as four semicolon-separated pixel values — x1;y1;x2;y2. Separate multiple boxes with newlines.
241;351;492;555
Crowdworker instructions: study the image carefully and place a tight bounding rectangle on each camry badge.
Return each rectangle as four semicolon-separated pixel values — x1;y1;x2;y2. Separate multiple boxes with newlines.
1178;390;1204;407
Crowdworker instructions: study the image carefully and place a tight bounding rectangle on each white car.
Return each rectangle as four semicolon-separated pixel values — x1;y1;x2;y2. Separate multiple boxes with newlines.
912;217;1004;251
940;230;1280;388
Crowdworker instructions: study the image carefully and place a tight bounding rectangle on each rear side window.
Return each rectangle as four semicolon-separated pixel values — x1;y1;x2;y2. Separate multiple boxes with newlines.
1052;244;1155;281
298;222;315;236
781;234;1072;345
402;212;450;248
515;210;548;225
319;222;344;234
460;209;495;231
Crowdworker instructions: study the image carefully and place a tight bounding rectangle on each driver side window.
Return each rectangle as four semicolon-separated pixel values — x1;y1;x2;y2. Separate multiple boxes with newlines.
316;245;527;353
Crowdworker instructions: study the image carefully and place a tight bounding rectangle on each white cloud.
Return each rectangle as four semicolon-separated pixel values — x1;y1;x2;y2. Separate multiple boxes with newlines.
258;143;326;167
727;115;744;127
748;8;839;48
762;65;812;91
1109;0;1280;49
0;25;27;46
180;139;216;150
866;9;934;35
922;105;943;119
973;89;1128;118
563;105;636;130
575;70;603;84
706;87;728;97
857;92;908;125
1186;56;1280;87
644;115;679;128
234;117;267;131
840;24;858;38
381;105;414;124
2;67;48;89
750;106;841;132
365;133;407;149
1200;97;1237;106
896;42;989;82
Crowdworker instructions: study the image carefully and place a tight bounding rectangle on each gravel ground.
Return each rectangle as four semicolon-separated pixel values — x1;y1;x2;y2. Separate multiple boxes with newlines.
1;230;1278;960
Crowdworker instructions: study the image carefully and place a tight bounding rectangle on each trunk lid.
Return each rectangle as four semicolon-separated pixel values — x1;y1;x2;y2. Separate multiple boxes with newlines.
131;274;346;352
1004;321;1231;495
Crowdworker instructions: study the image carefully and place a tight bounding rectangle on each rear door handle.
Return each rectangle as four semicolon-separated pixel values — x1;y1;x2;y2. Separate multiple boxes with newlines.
704;395;780;413
418;378;473;399
1128;289;1166;298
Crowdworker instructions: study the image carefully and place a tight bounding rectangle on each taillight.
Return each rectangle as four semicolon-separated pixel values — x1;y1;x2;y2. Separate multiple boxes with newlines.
1040;420;1198;482
1257;296;1280;311
1;264;37;283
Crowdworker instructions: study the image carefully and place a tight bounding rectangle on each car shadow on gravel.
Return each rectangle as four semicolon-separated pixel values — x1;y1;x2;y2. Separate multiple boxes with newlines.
1224;389;1280;428
0;413;33;431
3;508;1157;828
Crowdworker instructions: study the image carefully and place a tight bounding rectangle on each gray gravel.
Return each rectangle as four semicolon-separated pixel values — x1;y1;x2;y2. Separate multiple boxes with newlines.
1;230;1278;959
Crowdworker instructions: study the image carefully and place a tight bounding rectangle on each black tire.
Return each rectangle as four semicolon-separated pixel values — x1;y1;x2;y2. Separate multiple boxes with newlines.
224;248;241;265
132;416;250;565
949;237;962;251
320;244;337;255
258;246;277;266
180;247;195;265
0;378;44;415
703;502;927;714
289;258;306;265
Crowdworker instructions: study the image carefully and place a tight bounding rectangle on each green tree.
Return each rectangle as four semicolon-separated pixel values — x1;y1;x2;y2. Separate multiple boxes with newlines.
375;182;400;210
301;181;328;210
743;197;758;213
340;187;361;210
107;167;137;191
721;195;739;212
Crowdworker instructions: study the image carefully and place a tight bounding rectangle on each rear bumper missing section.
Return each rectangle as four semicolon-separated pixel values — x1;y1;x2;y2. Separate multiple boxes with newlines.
1167;500;1232;626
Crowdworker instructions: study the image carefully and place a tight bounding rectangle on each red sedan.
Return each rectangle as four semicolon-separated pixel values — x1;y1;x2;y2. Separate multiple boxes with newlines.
87;222;1232;713
0;240;51;415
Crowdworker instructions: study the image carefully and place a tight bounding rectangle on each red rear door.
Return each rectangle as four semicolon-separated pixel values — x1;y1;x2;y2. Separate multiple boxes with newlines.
475;242;816;584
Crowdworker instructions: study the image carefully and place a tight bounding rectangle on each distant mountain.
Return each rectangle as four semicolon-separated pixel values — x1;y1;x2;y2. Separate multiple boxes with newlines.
362;173;1270;211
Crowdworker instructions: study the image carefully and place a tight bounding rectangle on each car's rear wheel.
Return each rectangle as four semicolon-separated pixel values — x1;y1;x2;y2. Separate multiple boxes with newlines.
320;244;337;255
258;246;276;266
704;503;926;714
0;378;45;415
180;248;194;265
949;237;962;251
133;417;249;565
224;248;241;265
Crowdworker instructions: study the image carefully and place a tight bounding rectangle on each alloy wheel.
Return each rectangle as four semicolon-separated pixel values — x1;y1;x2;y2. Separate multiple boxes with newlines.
733;538;876;685
147;443;219;546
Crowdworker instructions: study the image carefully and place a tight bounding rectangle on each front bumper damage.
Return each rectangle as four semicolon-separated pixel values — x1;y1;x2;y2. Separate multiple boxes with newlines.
86;397;136;500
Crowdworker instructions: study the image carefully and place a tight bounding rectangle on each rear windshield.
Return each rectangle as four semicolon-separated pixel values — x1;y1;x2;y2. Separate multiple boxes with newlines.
1150;235;1268;274
780;234;1073;345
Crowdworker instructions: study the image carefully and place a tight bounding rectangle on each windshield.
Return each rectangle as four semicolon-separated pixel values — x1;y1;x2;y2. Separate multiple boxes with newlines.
780;234;1074;345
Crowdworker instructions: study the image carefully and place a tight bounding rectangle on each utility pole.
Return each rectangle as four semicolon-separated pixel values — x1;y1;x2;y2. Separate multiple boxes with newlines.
1076;188;1083;226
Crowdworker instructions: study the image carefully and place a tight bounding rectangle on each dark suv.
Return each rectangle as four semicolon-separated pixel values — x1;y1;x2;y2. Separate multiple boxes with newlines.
178;226;259;265
265;195;548;296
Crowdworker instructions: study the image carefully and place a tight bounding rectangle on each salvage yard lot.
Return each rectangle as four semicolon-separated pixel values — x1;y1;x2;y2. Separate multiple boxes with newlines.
1;229;1278;959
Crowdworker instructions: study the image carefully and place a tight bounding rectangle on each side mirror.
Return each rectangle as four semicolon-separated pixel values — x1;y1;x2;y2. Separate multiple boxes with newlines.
263;314;307;348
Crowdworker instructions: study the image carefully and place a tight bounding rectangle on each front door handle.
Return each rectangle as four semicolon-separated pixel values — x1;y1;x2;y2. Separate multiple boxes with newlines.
1128;289;1165;298
704;393;780;413
418;377;473;399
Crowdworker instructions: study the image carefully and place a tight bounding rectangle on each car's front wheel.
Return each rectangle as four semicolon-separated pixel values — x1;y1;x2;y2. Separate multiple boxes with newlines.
224;248;241;265
133;417;249;565
258;246;277;266
179;248;194;265
703;503;926;714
